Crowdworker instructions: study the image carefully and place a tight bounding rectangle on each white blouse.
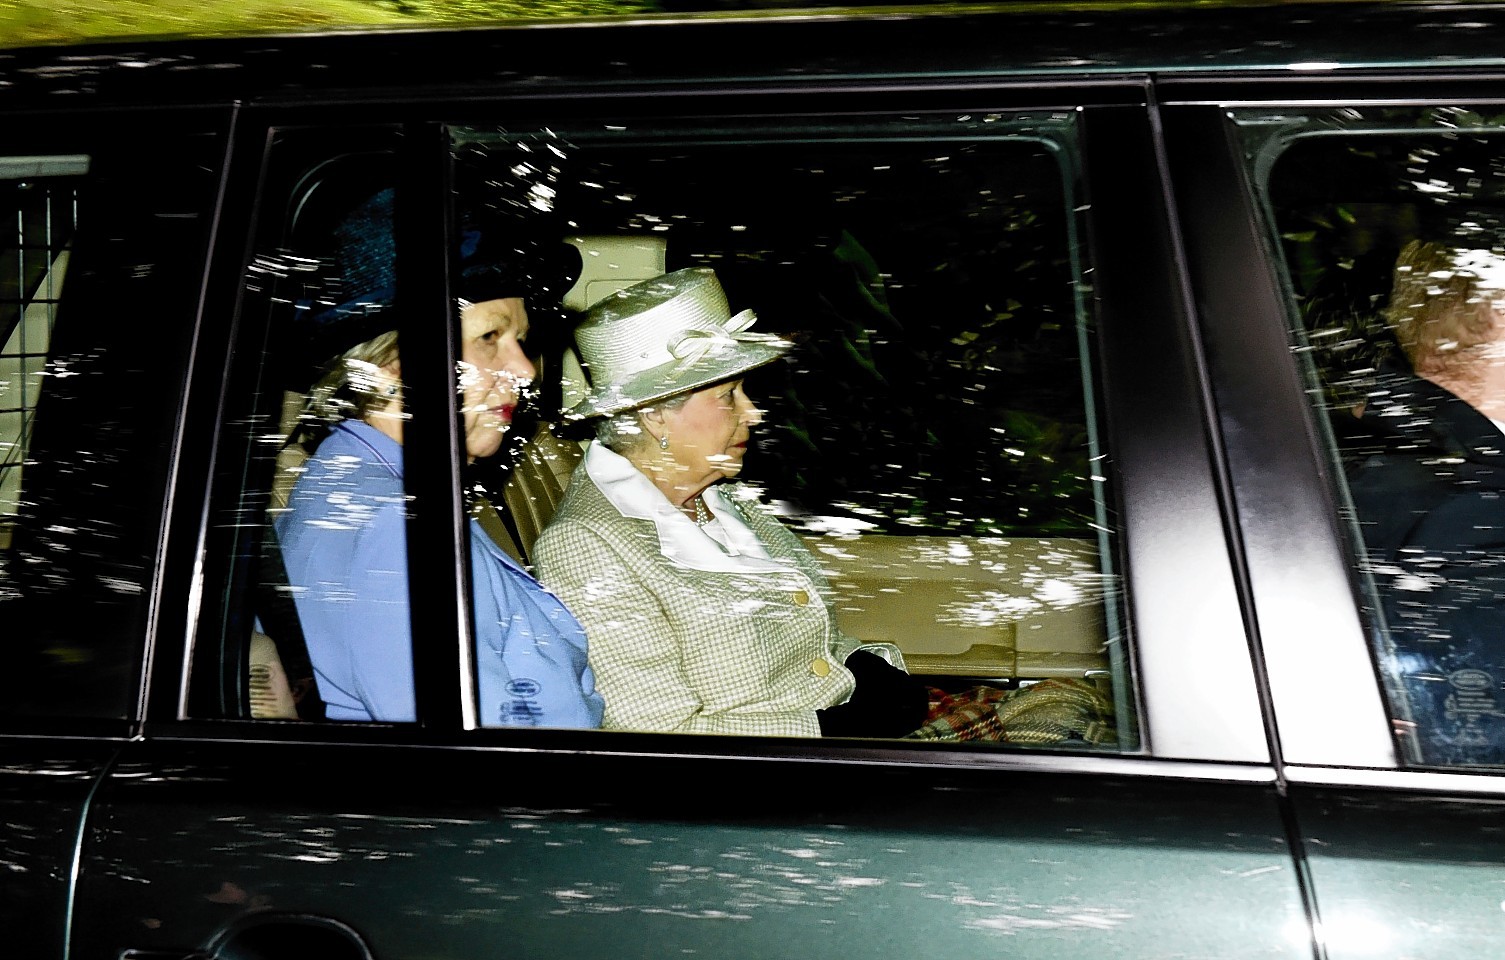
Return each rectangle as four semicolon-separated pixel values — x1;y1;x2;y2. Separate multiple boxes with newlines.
583;442;785;573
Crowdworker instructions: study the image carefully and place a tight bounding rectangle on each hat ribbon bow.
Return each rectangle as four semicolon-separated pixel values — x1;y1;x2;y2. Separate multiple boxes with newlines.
668;310;784;366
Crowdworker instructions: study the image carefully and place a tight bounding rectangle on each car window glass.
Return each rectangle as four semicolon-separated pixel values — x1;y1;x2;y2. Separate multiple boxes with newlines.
0;158;80;534
203;115;1137;753
188;134;407;723
0;138;215;723
454;114;1134;748
1241;106;1505;768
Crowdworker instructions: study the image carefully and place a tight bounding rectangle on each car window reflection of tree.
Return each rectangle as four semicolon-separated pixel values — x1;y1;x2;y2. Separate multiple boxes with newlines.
742;222;1093;538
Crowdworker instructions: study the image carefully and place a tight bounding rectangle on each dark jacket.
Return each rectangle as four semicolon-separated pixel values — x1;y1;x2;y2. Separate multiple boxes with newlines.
1339;369;1505;765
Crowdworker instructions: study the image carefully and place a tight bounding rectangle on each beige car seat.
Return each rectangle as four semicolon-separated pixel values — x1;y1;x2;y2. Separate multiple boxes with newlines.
249;631;299;719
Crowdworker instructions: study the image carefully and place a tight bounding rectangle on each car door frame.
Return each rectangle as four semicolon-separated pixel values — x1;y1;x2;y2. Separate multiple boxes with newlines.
80;61;1316;960
1160;70;1505;960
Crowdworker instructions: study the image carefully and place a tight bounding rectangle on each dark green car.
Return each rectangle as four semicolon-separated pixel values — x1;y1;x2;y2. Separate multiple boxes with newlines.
4;3;1505;957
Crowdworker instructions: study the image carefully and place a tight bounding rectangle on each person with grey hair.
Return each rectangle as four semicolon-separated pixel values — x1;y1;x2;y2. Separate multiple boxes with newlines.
274;188;603;729
534;267;929;738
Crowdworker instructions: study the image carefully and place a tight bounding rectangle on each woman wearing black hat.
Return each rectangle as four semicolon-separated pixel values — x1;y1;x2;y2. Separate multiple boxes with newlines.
274;189;603;728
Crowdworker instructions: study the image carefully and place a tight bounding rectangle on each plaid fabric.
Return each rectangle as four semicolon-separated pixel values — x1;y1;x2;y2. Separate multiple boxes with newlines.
536;470;858;738
907;679;1117;746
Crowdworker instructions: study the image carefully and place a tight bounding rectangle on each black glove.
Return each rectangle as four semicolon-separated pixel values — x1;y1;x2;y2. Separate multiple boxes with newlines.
816;650;930;738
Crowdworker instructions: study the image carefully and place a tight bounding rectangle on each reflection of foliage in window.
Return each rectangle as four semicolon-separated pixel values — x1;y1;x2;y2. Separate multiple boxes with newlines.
477;132;1098;537
744;201;1092;538
718;143;1090;538
1269;122;1505;411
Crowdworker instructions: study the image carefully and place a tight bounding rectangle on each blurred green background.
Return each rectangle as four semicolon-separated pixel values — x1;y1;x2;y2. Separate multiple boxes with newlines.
0;0;661;47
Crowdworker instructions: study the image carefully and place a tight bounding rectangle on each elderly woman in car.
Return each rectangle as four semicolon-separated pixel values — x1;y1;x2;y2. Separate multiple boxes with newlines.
534;267;929;738
276;189;603;728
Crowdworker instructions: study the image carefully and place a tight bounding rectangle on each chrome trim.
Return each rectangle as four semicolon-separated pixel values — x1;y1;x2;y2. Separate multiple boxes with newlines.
0;154;89;179
148;723;1280;784
556;748;1282;784
1285;764;1505;796
1164;97;1505;108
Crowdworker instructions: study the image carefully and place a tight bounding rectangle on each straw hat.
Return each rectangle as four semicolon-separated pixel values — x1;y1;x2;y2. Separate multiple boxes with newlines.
566;268;791;420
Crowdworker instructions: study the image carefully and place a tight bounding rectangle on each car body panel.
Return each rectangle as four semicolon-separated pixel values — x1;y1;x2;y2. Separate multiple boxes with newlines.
1290;783;1505;959
73;741;1306;959
0;739;118;960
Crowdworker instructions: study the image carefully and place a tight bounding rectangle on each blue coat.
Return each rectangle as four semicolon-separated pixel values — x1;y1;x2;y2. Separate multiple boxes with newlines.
1341;369;1505;765
275;420;603;728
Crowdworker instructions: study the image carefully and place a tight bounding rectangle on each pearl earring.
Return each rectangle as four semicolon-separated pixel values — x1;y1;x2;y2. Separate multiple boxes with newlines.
659;434;670;450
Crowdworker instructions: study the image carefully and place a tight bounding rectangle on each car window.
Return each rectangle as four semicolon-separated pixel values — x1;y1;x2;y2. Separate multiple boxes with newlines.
0;157;81;535
1241;106;1505;768
198;114;1137;753
0;134;218;723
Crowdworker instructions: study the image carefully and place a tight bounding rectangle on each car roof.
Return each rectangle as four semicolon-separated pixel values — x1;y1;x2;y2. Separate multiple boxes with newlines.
3;1;1505;109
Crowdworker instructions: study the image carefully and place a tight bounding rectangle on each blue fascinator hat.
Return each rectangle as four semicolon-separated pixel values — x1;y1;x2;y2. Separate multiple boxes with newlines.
287;187;582;388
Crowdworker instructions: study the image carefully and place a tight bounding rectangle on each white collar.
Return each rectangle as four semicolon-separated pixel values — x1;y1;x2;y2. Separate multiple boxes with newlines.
583;443;790;575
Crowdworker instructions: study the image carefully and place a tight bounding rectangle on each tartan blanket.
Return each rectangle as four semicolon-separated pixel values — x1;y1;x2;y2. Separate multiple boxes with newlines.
906;678;1117;746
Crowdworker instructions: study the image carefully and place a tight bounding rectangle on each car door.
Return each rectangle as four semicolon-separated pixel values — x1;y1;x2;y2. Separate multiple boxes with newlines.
0;111;229;956
66;44;1315;960
1162;80;1505;959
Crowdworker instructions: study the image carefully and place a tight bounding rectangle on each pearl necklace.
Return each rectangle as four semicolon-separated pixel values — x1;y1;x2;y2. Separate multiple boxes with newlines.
691;496;713;526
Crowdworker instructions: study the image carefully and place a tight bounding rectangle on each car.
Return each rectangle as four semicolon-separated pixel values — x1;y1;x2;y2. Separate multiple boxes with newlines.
3;3;1505;957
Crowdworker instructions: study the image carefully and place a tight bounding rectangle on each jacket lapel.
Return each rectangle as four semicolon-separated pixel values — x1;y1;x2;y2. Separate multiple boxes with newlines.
583;443;793;575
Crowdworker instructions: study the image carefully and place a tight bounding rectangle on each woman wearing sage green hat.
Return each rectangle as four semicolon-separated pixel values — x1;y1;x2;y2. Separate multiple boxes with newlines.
534;267;929;738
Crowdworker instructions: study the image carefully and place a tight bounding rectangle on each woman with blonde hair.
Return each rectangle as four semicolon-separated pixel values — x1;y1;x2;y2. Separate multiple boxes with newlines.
276;188;603;728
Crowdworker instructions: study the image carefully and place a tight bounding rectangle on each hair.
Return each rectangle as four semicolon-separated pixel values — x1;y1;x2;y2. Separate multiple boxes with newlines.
1387;240;1502;380
593;392;691;455
294;329;401;451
